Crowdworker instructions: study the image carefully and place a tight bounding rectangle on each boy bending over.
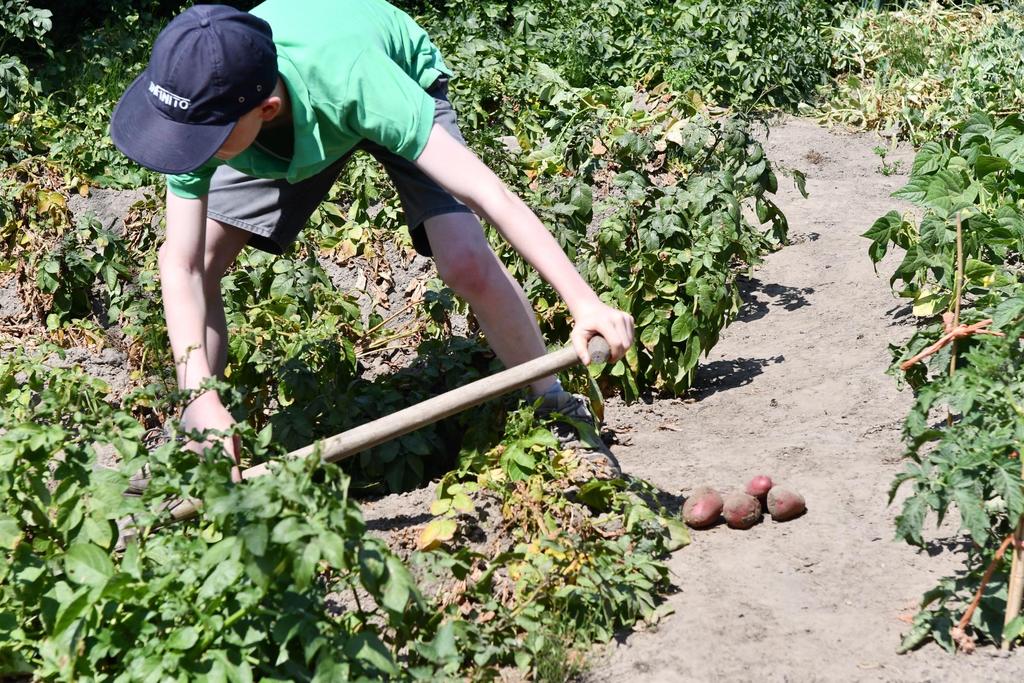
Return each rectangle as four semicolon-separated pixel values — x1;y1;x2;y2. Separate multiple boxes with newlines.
110;1;633;479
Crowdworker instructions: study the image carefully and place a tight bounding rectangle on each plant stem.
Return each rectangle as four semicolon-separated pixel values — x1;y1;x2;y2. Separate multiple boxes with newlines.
957;533;1015;634
363;298;421;337
361;329;420;352
351;585;365;615
199;604;250;650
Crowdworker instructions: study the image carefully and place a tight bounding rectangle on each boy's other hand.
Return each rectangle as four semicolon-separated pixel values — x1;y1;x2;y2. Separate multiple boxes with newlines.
570;300;634;365
182;391;243;483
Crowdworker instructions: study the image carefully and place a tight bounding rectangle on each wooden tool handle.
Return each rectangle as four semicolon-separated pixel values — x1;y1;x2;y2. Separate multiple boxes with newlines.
165;336;610;523
1004;518;1024;650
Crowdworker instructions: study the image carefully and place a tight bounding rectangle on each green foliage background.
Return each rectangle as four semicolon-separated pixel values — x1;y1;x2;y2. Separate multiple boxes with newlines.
3;0;1024;676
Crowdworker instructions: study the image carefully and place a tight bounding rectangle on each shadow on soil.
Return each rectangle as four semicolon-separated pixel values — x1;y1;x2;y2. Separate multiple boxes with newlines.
886;300;917;326
925;535;973;558
364;511;434;534
649;484;685;517
692;356;785;397
737;277;815;323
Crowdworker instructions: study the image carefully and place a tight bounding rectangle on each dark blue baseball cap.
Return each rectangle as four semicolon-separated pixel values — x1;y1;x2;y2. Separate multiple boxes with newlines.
110;5;278;175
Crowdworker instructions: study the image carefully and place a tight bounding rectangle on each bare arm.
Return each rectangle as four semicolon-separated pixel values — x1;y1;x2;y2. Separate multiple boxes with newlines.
160;190;214;390
160;189;240;478
414;124;633;362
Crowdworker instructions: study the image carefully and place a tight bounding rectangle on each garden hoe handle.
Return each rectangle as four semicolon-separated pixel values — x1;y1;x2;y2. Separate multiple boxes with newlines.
161;336;611;524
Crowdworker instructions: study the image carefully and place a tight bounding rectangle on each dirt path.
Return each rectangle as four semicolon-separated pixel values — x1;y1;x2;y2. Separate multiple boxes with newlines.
586;117;1024;681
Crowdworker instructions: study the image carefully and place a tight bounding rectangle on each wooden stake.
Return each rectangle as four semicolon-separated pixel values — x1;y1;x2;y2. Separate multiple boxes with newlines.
1004;458;1024;650
947;214;964;427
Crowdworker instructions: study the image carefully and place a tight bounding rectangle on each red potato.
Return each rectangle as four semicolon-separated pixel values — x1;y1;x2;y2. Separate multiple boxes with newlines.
682;486;724;529
722;492;762;529
767;487;806;522
744;475;773;506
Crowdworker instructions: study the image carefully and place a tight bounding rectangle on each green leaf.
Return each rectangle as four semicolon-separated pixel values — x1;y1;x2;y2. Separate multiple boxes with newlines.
662;517;691;552
381;556;415;614
952;487;989;545
892;178;928;205
198;560;244;601
296;542;321;588
0;515;21;549
240;523;268;557
791;169;808;199
82;515;113;549
911;141;944;176
897;610;935;654
271;517;310;545
167;627;199;651
1005;616;1024;645
319;531;350;569
569;183;593;215
992;296;1024;329
994;463;1024;519
343;632;399;676
963;258;995;285
576;479;625;511
922;170;970;215
895;494;929;547
417;620;458;664
862;211;904;264
912;288;946;318
961;111;996;146
639;323;661;351
974;155;1010;178
994;128;1024;171
64;543;114;587
52;587;94;637
257;424;273;449
121;541;142;580
670;309;696;342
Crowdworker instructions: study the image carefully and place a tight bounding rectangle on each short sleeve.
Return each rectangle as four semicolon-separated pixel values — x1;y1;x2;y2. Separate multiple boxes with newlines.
166;162;219;200
346;49;436;161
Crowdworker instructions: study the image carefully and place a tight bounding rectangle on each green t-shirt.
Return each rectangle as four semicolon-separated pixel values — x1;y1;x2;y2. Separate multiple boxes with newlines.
166;0;451;199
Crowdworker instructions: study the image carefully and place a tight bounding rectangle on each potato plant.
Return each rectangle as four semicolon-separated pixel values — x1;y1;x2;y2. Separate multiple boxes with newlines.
0;349;443;679
0;349;686;679
0;0;51;114
581;112;792;398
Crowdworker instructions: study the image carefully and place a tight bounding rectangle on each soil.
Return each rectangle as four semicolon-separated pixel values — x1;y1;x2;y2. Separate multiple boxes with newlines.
0;277;24;323
67;187;150;235
6;116;1024;679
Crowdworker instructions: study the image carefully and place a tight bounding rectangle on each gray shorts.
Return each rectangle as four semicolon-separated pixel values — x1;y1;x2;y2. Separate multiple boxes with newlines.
206;77;472;257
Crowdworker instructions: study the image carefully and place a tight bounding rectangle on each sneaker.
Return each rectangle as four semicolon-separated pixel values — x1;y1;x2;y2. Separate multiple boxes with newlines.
125;466;151;496
534;390;622;478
